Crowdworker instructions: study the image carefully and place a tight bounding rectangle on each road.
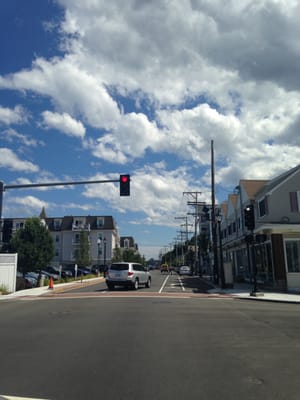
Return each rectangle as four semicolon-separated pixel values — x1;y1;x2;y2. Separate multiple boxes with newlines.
0;271;300;400
62;269;216;296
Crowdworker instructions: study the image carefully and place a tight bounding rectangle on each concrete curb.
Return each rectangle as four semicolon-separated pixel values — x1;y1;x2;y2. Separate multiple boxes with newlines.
0;277;104;299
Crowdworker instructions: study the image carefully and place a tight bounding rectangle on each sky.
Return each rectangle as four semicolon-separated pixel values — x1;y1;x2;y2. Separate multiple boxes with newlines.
1;0;300;260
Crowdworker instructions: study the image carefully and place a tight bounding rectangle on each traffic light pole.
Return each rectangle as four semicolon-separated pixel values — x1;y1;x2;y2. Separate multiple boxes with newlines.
0;177;125;220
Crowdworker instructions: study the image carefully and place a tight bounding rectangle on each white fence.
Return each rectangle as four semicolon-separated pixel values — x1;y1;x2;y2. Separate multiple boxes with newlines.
0;253;18;293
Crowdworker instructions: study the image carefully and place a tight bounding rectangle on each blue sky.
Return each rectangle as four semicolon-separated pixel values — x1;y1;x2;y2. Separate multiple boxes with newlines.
1;0;300;259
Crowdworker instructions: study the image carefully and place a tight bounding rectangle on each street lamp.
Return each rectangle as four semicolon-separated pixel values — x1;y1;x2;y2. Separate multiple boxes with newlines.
216;214;225;289
103;237;107;271
97;238;101;276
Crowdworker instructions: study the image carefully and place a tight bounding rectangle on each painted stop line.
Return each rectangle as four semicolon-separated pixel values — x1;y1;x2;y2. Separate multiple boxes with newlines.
0;396;49;400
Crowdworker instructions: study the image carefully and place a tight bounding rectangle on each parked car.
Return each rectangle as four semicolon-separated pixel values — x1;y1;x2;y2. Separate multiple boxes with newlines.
41;269;60;281
179;266;192;276
106;262;151;290
16;271;37;290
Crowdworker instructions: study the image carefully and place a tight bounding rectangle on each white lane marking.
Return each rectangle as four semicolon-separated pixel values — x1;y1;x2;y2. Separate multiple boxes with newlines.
177;276;186;291
0;396;49;399
159;274;170;293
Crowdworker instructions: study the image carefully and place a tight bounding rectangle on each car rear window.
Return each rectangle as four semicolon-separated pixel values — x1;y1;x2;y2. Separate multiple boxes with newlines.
110;263;129;271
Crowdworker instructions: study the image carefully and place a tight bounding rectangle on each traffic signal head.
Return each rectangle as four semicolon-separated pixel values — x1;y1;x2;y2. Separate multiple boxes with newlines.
120;174;130;196
244;204;255;231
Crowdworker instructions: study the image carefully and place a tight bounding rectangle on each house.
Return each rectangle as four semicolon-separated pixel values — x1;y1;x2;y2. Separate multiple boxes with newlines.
220;165;300;291
1;214;120;268
120;236;138;252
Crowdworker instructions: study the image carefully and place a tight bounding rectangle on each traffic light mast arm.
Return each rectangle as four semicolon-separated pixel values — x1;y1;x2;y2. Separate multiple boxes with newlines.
0;175;131;219
4;178;119;189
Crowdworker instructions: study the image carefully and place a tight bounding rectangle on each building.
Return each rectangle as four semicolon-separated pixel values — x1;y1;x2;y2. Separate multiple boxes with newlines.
219;165;300;291
120;236;138;252
1;214;120;268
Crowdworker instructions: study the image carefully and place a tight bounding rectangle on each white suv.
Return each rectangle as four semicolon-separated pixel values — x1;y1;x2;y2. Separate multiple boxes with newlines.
106;262;151;290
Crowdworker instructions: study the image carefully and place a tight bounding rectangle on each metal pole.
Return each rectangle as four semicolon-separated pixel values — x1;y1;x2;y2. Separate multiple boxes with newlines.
104;238;107;269
211;140;219;284
217;218;225;288
0;181;4;220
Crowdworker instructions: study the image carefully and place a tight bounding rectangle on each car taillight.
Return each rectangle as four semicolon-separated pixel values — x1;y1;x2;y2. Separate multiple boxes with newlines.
128;271;134;277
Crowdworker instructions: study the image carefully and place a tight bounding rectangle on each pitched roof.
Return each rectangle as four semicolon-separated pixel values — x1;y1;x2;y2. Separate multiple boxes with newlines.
46;215;116;231
220;202;228;218
240;179;269;199
228;193;238;208
256;164;300;197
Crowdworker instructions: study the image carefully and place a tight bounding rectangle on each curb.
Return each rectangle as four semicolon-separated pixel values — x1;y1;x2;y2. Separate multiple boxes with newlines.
50;277;104;294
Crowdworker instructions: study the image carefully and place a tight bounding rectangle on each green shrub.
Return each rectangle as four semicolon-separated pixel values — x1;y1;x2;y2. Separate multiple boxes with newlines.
0;284;9;295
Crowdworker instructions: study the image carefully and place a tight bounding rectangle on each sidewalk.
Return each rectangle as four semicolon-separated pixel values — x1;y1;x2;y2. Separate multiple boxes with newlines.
0;277;104;300
206;280;300;303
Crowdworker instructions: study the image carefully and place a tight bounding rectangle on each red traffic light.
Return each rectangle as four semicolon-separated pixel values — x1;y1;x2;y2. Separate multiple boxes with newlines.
120;174;130;196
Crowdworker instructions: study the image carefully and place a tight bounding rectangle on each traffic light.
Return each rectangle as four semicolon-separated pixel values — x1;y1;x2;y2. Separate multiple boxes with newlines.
120;174;130;196
202;205;210;221
244;204;255;231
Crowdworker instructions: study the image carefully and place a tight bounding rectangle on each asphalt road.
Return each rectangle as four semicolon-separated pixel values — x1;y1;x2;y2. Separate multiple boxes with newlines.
65;269;215;295
0;280;300;400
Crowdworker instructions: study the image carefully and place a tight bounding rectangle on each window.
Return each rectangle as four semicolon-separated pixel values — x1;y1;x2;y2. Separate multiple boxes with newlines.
232;222;236;233
290;192;300;212
55;235;60;243
54;220;61;230
97;217;104;228
285;240;300;273
110;263;129;271
124;238;130;248
258;197;268;217
74;233;80;244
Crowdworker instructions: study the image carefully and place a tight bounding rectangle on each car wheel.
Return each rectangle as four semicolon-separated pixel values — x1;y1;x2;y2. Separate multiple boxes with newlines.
145;278;151;288
107;283;114;290
133;279;139;290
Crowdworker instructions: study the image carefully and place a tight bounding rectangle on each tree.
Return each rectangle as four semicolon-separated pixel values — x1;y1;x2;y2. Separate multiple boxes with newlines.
74;230;91;267
9;217;54;276
112;247;145;264
112;247;122;262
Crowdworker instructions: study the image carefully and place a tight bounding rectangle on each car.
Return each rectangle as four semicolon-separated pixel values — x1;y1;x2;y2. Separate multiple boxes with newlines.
105;262;151;290
41;269;60;281
179;265;192;276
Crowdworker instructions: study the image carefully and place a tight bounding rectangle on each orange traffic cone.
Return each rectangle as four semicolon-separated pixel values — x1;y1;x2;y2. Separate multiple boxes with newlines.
48;276;54;290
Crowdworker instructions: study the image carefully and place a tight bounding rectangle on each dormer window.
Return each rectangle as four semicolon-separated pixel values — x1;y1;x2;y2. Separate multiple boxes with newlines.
97;217;104;228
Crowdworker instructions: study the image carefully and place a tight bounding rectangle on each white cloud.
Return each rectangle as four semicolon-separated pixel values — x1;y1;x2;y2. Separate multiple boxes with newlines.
0;105;28;125
0;148;39;173
82;164;208;226
14;195;49;211
41;110;86;138
1;128;44;147
1;0;300;213
0;56;121;130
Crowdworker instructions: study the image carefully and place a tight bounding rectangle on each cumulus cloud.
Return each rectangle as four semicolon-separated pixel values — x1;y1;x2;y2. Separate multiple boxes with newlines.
1;0;300;224
13;195;49;211
0;105;28;125
0;148;39;173
82;164;207;226
0;128;44;147
41;110;86;138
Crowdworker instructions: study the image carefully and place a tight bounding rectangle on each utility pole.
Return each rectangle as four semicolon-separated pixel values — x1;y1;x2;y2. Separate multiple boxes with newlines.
183;192;203;275
175;215;193;270
211;140;219;284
